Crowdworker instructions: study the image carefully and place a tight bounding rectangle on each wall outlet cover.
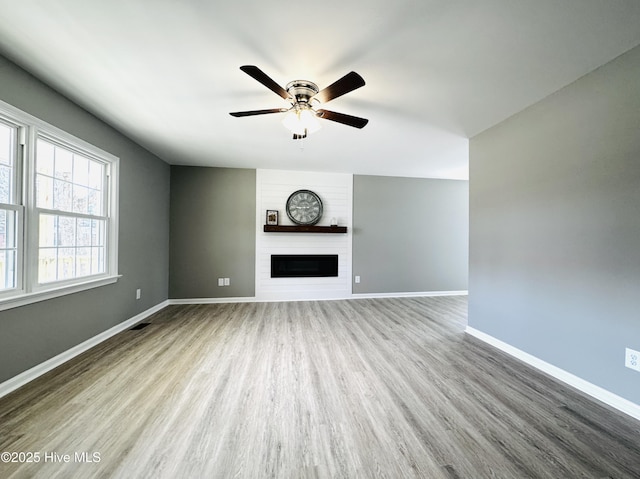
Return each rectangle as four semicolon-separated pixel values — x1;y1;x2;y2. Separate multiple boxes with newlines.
625;348;640;372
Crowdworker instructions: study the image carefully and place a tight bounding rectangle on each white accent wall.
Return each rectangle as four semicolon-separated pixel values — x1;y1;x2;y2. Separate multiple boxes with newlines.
256;169;353;301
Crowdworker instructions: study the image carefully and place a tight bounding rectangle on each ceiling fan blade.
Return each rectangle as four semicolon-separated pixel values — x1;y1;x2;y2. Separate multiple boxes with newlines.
240;65;291;100
316;109;369;129
229;108;287;117
314;71;365;103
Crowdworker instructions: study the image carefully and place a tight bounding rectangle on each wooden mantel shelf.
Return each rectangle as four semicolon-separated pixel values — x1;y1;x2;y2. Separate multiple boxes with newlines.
264;225;347;234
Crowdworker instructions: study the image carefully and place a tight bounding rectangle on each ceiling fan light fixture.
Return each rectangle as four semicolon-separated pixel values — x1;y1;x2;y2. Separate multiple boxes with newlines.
230;66;368;139
282;106;321;135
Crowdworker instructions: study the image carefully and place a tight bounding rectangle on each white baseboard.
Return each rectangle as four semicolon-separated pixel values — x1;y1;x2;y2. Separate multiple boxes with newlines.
169;290;468;305
465;326;640;422
168;296;258;305
352;290;468;299
0;300;170;399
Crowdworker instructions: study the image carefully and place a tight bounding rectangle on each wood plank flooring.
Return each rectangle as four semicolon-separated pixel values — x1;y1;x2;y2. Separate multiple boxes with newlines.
0;296;639;478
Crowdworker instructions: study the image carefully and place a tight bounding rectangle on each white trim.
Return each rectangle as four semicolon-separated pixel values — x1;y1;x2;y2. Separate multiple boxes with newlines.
169;291;468;305
0;274;121;312
170;296;352;305
169;297;259;305
106;157;119;280
0;300;169;399
352;290;468;299
465;326;640;422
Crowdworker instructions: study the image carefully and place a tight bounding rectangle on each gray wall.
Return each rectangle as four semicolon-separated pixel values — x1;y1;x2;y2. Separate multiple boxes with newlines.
0;55;170;383
469;45;640;404
169;166;255;298
353;175;468;294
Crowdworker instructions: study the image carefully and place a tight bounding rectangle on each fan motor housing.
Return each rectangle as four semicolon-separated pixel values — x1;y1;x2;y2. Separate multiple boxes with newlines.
285;80;319;104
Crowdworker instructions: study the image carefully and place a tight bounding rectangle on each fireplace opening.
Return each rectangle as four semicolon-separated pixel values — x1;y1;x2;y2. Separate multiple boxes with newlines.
271;254;338;278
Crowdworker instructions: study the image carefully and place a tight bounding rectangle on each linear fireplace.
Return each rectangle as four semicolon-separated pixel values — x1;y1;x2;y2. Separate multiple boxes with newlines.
271;254;339;278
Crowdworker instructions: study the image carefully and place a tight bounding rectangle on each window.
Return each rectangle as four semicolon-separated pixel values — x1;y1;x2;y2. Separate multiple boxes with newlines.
36;138;107;283
0;120;20;292
0;100;119;310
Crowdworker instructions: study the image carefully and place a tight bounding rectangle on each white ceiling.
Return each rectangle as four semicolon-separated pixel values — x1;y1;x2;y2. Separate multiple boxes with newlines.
0;1;639;180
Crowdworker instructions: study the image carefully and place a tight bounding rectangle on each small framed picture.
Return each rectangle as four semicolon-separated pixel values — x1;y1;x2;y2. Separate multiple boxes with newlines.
266;210;279;225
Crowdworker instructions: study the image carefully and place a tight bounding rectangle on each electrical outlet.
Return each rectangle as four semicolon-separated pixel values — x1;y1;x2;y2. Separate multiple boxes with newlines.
354;275;360;284
217;278;224;287
625;348;640;372
224;278;230;286
136;289;141;300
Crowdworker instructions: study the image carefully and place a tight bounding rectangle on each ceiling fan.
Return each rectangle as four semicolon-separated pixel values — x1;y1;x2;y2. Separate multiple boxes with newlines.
229;65;368;140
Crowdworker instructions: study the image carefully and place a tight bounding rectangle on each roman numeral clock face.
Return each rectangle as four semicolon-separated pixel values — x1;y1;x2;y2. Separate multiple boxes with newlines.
286;190;323;225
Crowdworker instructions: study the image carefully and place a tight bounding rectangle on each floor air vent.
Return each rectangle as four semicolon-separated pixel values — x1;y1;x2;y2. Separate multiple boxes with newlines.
130;323;151;330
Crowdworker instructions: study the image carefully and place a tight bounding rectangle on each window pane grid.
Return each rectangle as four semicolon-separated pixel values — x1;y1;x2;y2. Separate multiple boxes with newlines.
35;138;109;285
36;138;105;215
38;213;106;284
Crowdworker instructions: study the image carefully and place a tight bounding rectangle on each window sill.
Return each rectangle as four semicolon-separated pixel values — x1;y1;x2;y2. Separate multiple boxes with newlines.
0;275;121;312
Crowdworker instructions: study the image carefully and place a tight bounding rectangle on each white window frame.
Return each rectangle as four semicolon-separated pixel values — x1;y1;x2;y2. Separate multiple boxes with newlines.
0;116;25;300
0;99;119;311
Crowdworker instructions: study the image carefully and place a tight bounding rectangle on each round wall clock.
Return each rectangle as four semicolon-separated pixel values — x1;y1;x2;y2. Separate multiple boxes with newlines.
286;189;323;225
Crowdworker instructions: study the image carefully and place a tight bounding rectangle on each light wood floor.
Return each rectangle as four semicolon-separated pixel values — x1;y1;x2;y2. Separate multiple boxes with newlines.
1;297;639;478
